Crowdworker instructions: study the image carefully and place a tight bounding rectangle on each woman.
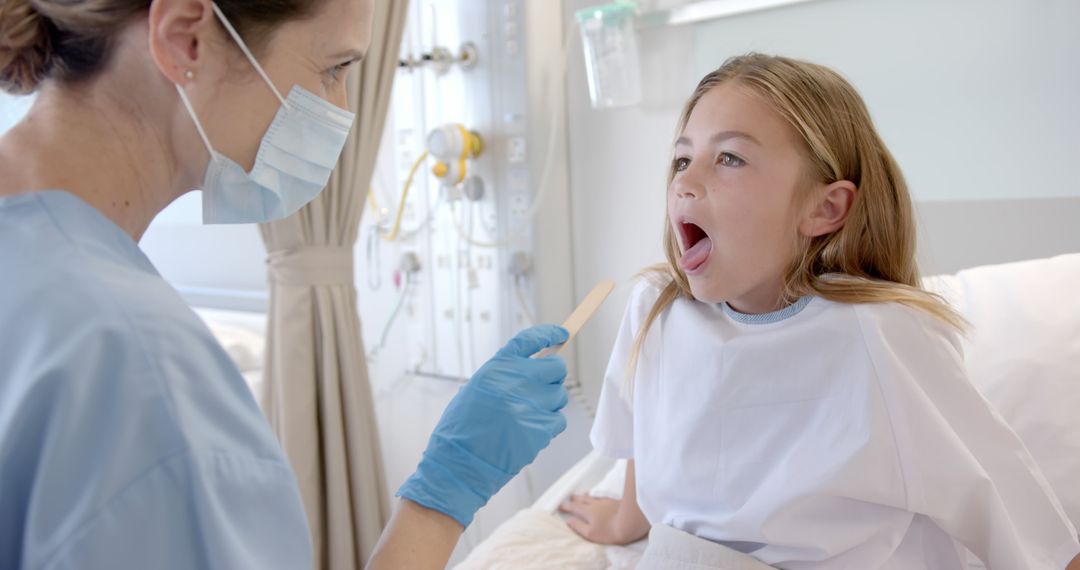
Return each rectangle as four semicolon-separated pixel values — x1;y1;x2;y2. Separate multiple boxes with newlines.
0;0;569;568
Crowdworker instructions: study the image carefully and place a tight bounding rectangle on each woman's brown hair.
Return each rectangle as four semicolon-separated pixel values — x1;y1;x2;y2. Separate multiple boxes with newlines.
0;0;321;94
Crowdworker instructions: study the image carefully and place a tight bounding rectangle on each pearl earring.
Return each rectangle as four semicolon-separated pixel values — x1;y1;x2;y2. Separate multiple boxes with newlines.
184;70;194;80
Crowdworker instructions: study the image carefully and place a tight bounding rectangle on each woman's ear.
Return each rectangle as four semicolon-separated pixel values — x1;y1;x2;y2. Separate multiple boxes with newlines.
799;180;857;238
147;0;215;85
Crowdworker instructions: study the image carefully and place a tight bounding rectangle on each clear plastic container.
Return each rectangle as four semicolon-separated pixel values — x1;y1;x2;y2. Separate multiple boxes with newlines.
576;1;643;109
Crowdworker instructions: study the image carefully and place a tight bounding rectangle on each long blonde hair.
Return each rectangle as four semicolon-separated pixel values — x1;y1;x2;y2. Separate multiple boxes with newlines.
628;53;963;375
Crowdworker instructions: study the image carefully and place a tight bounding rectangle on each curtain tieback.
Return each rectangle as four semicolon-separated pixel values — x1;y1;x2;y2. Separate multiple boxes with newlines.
267;246;354;286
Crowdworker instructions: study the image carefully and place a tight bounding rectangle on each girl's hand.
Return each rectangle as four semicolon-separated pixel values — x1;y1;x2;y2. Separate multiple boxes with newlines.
560;494;627;544
559;493;650;545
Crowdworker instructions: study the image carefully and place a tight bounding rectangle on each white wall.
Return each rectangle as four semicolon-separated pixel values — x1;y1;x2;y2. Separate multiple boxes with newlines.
0;92;33;133
557;0;1080;406
683;0;1080;203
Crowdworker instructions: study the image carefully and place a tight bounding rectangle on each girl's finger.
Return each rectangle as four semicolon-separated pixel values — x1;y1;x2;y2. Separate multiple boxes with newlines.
558;500;584;519
566;516;591;539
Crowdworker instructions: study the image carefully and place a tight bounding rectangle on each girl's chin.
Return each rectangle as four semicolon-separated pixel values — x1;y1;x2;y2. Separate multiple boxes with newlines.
687;277;725;304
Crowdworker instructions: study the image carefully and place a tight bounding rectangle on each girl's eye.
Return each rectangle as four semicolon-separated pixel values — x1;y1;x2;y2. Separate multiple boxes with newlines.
673;157;691;172
718;152;746;168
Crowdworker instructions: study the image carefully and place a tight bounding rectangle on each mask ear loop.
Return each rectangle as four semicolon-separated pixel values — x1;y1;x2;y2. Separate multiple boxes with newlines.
210;2;289;109
175;84;217;160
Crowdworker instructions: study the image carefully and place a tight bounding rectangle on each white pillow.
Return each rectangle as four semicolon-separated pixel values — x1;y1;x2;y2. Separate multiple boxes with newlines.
928;253;1080;528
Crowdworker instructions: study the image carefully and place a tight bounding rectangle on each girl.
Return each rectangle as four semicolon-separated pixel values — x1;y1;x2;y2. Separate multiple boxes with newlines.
558;54;1080;569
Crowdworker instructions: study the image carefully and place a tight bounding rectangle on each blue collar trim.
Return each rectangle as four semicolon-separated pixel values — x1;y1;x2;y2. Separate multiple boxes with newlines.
722;296;812;325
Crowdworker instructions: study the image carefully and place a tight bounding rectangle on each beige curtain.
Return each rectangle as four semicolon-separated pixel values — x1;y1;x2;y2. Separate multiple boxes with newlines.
258;1;409;568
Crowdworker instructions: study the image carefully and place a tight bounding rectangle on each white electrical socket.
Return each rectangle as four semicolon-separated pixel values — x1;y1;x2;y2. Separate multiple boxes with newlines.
508;136;526;163
509;194;528;217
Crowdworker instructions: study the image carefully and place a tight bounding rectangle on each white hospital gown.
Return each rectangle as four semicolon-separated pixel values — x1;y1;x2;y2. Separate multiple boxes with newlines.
591;278;1079;569
0;191;311;569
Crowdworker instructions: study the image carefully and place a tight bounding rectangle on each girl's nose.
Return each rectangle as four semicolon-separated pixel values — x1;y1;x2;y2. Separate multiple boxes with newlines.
674;177;704;200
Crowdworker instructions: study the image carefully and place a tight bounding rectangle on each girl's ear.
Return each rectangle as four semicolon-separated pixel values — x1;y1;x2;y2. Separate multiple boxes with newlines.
799;180;857;238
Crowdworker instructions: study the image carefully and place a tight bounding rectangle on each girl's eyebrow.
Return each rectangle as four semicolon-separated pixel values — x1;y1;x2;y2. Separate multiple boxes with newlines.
675;130;761;148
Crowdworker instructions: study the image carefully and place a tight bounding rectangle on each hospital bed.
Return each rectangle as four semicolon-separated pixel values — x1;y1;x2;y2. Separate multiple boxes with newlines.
456;252;1080;569
192;307;268;405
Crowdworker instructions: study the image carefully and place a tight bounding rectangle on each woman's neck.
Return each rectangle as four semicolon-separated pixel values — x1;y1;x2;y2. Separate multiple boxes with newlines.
0;81;187;241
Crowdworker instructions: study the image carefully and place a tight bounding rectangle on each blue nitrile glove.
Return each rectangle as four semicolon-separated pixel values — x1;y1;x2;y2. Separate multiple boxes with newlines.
396;324;571;527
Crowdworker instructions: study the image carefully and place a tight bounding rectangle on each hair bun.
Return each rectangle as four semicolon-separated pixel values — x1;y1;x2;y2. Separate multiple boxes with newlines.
0;0;52;94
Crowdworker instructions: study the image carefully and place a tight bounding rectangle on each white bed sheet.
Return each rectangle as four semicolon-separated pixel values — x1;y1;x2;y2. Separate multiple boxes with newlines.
456;451;646;569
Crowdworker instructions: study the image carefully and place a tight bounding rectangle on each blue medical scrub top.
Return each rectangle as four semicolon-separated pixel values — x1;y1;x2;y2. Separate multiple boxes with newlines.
0;191;312;569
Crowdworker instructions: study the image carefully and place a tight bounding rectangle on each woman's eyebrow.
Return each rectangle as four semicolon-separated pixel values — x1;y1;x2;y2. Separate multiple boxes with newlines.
675;130;761;147
327;48;367;63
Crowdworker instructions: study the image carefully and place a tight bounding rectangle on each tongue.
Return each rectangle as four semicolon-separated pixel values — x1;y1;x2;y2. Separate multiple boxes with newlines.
679;237;712;272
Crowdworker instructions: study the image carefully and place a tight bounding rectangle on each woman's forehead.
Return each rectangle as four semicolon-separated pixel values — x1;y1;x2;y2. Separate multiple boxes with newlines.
279;0;373;55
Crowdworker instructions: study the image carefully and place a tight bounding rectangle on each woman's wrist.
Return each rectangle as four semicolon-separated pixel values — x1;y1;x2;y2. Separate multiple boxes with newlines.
367;500;464;570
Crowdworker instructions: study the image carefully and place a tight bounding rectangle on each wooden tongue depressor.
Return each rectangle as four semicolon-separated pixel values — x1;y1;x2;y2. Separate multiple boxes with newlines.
532;280;616;358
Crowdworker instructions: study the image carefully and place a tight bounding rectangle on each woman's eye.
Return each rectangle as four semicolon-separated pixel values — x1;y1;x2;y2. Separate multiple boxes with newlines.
326;62;353;83
673;157;691;172
718;152;746;168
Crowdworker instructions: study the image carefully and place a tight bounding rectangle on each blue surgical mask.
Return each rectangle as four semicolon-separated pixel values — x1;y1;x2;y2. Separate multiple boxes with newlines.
174;3;355;224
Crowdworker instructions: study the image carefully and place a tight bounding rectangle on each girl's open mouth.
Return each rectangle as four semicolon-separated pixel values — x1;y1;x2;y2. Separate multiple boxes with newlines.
678;221;713;274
